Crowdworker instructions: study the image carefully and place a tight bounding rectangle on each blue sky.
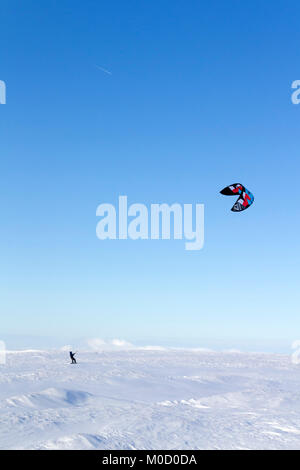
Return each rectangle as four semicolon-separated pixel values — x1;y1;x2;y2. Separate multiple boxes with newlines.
0;0;300;351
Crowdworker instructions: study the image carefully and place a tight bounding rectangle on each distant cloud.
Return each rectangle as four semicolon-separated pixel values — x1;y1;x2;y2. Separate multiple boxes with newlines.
86;338;133;351
84;340;215;353
190;347;214;352
60;345;72;352
138;345;167;351
86;338;105;350
223;349;243;353
111;339;132;347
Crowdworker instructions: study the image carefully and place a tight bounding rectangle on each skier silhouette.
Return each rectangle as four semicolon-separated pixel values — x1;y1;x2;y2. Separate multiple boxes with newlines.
70;351;77;364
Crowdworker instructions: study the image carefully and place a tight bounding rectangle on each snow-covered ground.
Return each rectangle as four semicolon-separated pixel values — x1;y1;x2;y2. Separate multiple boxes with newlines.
1;349;300;450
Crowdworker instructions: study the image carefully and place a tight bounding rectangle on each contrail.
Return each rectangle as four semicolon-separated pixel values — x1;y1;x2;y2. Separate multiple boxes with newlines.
96;65;112;75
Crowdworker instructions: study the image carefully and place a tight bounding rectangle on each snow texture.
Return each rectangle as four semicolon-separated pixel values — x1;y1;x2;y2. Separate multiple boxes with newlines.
1;349;300;449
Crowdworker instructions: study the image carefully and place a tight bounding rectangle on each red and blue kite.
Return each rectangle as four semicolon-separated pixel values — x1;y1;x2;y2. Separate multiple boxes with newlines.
220;183;254;212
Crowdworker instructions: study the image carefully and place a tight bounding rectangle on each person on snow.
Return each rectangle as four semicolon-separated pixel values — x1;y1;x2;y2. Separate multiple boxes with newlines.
70;351;77;364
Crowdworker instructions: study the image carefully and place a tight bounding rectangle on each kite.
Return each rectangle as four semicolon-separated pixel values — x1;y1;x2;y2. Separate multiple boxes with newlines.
220;183;254;212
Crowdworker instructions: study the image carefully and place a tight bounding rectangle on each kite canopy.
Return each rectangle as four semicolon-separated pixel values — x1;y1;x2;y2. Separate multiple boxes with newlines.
220;183;254;212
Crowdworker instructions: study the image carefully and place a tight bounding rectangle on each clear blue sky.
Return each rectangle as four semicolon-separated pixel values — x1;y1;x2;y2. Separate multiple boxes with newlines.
1;0;300;351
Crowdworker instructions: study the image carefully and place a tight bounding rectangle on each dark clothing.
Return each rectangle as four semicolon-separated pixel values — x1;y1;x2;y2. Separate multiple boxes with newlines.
70;351;76;364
